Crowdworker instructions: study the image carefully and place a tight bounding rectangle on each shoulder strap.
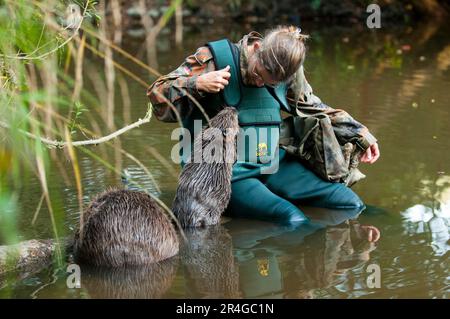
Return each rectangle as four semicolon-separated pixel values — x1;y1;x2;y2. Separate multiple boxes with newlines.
207;39;242;107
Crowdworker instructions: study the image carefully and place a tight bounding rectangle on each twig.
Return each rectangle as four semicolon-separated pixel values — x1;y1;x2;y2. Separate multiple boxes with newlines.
0;105;153;149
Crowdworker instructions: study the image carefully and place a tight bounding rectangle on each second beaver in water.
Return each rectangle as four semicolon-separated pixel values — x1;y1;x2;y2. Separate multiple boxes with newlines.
73;188;179;267
172;107;239;228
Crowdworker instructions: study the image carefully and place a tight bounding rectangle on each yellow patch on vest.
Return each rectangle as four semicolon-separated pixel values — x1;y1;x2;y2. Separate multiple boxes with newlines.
257;258;269;277
256;143;268;157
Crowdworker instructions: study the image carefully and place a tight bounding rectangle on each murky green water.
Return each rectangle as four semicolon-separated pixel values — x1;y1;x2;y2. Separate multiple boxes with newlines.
1;20;449;298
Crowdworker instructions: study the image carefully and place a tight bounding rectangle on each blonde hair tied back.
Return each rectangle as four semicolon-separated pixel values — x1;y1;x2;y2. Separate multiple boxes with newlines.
258;25;309;82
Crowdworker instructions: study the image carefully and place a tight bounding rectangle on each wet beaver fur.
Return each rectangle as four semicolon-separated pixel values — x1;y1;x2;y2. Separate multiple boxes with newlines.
73;188;179;267
172;107;239;228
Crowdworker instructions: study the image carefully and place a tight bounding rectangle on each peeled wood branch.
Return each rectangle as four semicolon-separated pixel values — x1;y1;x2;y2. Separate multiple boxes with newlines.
0;239;64;275
0;105;153;149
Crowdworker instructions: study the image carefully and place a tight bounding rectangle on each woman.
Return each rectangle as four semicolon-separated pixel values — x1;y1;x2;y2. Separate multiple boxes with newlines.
147;26;380;224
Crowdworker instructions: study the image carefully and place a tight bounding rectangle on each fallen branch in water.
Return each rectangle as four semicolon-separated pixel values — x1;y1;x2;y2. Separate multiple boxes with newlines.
0;239;70;276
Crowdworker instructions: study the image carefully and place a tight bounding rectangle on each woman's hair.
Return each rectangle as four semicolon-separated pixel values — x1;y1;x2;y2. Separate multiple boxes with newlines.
258;25;309;82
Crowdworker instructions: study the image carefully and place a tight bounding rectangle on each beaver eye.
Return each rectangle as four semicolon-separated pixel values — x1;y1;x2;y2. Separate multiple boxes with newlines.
196;219;206;228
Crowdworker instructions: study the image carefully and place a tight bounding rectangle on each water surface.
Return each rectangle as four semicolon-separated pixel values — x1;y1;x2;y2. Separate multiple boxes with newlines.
1;20;449;299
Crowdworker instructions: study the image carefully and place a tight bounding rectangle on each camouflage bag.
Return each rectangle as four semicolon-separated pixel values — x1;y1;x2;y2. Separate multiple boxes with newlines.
279;106;366;187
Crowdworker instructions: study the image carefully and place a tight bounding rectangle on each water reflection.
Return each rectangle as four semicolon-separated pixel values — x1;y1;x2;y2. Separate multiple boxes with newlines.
81;258;178;298
180;207;381;299
278;220;379;299
401;174;450;256
231;208;380;299
181;225;242;298
402;203;450;256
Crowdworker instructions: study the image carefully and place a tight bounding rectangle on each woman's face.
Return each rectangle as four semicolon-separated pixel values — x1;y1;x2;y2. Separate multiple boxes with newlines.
248;43;280;87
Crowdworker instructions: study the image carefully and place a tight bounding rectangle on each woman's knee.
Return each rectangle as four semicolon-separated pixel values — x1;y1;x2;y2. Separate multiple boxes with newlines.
271;201;309;225
227;181;309;225
325;185;366;210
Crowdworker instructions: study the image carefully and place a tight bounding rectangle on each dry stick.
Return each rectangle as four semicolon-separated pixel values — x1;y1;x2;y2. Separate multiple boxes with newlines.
139;0;159;70
71;33;86;103
0;104;152;148
98;0;115;131
31;193;45;226
41;56;58;140
104;43;115;130
34;143;62;263
175;0;183;47
117;74;132;124
65;128;84;243
110;0;123;45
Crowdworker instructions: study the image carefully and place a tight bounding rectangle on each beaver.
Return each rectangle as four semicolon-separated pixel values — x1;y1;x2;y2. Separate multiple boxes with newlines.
181;224;242;298
73;188;179;267
172;107;239;228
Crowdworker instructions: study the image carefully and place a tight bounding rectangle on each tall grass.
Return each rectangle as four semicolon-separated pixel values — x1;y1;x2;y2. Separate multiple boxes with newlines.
0;0;185;278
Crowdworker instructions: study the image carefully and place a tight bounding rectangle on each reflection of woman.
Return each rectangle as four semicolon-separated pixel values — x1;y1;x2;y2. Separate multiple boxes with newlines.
222;215;379;298
148;26;379;224
281;220;380;298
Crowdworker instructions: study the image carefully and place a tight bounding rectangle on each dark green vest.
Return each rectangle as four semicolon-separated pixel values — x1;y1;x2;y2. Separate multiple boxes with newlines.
181;39;290;180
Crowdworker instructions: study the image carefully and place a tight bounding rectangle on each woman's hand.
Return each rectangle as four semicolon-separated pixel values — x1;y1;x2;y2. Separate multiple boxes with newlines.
360;142;380;164
196;65;231;93
360;225;381;243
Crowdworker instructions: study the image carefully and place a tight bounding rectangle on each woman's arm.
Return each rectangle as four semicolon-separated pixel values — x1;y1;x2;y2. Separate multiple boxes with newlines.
146;46;215;122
